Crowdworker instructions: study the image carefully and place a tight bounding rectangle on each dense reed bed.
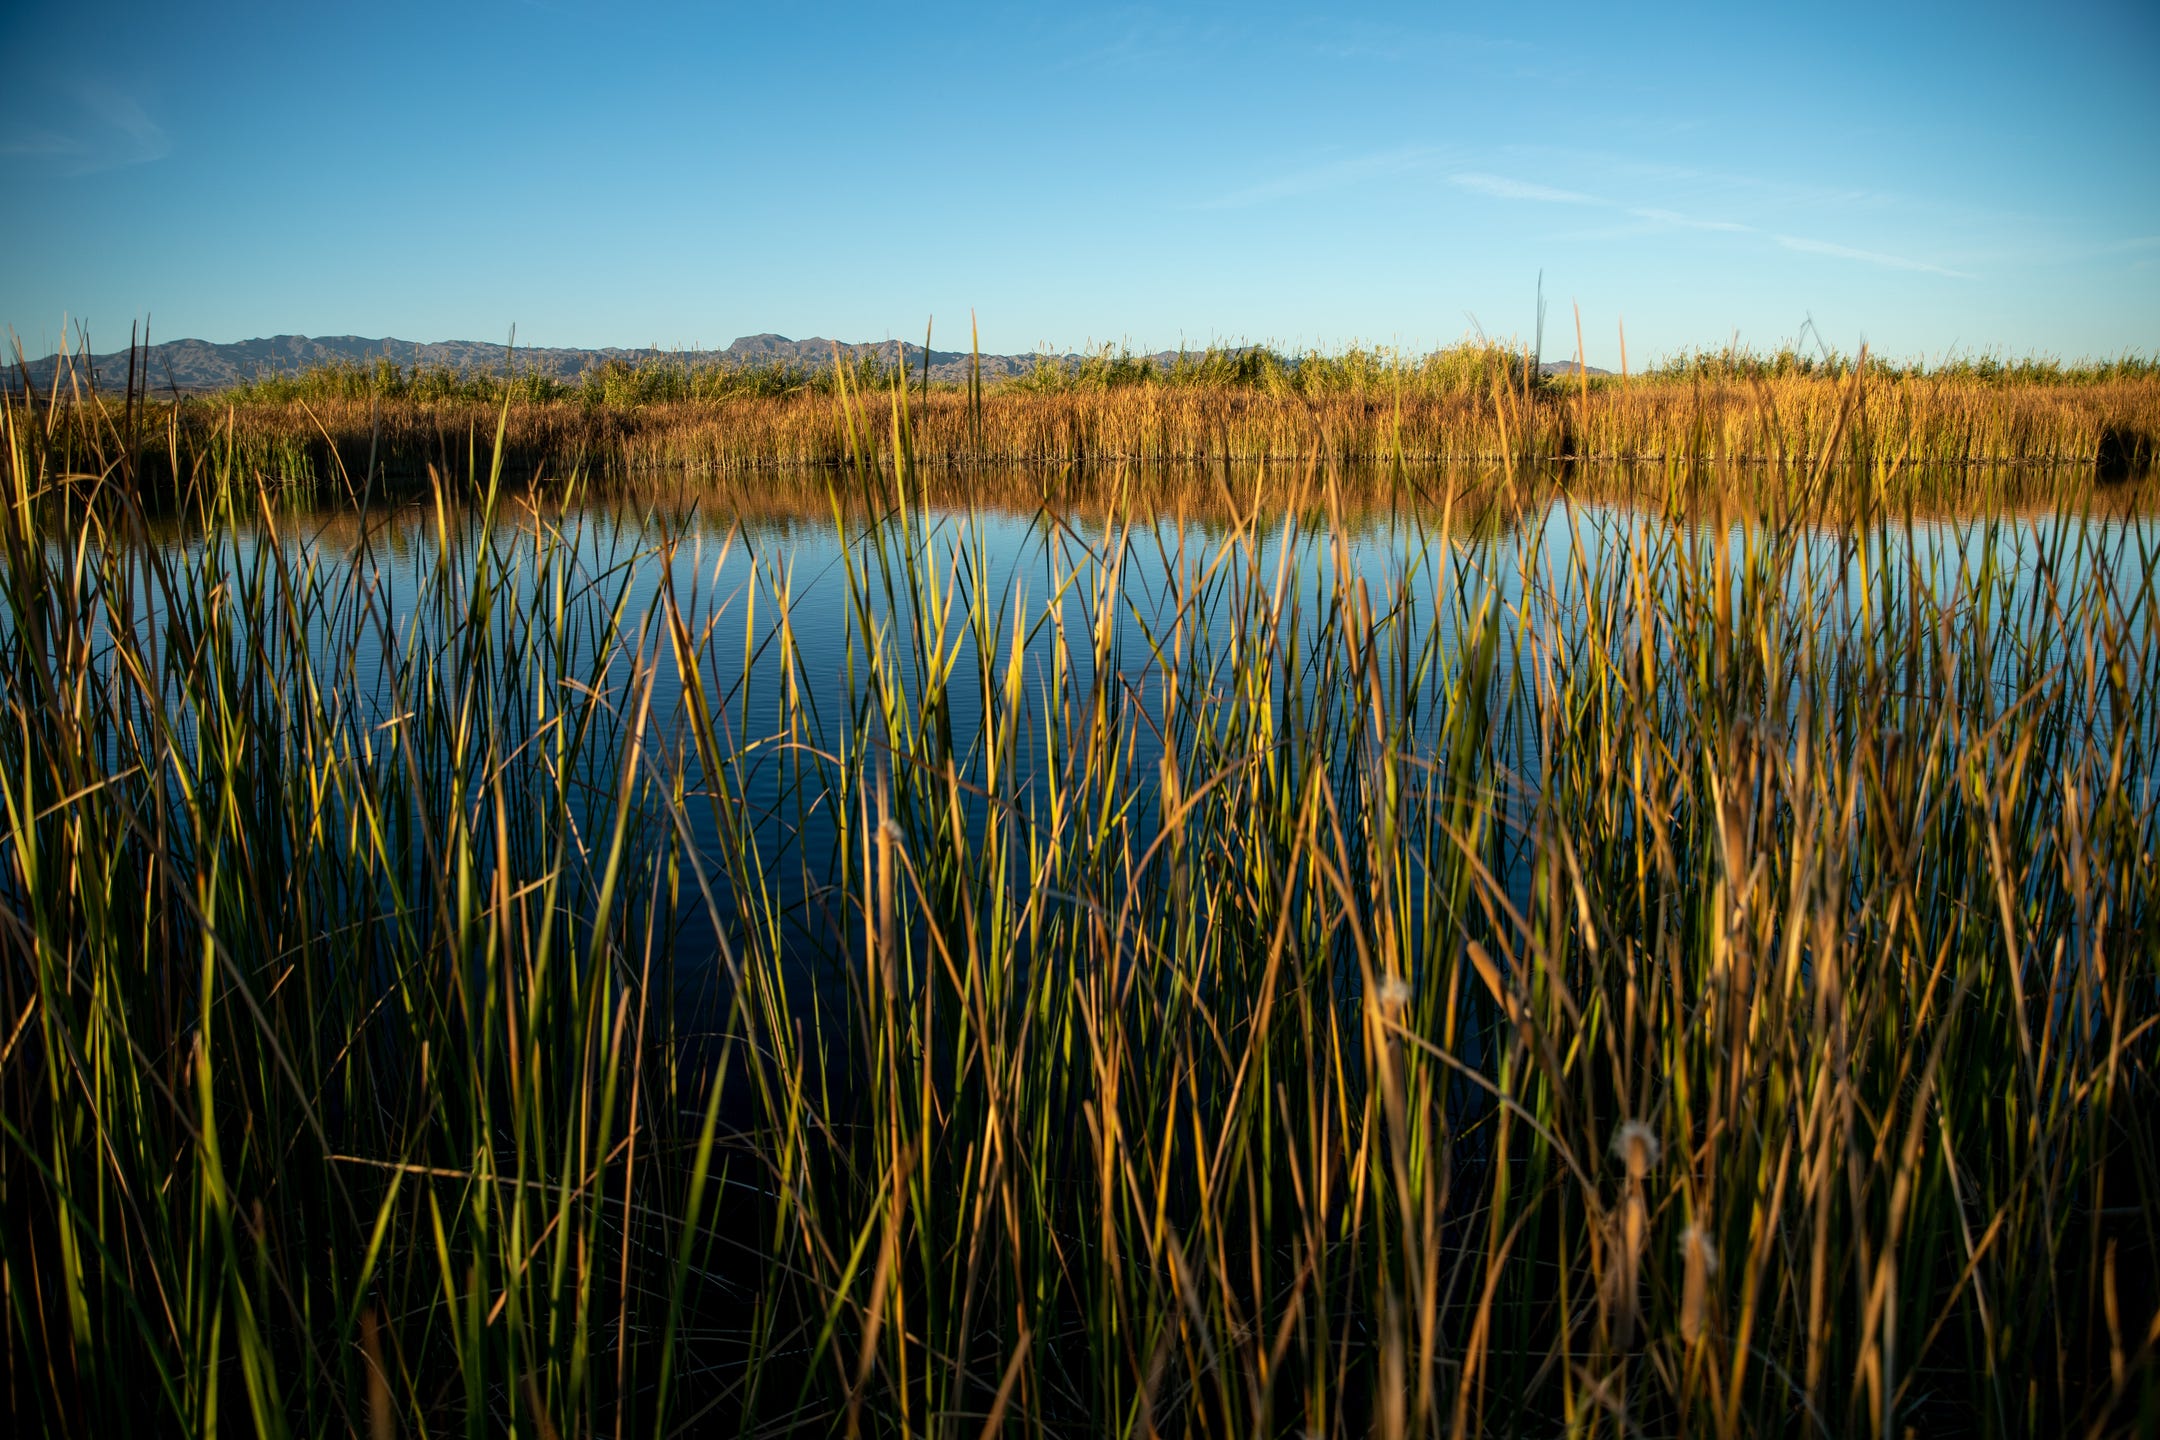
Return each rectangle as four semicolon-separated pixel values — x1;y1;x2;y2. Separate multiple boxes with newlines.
2;386;2156;1438
15;339;2158;490
606;367;2160;475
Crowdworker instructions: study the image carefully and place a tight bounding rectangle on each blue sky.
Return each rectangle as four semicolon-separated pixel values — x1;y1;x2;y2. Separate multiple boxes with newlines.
3;1;2155;366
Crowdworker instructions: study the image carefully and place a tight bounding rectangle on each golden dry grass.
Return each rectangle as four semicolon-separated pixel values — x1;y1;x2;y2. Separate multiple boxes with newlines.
31;364;2159;498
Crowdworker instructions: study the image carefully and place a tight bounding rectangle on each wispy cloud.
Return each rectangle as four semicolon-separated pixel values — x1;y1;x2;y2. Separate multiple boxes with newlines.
1056;5;1239;74
1201;146;1449;209
1447;162;1973;279
1450;172;1595;205
1772;234;1973;278
1493;145;1909;219
2097;235;2160;255
1626;206;1751;234
0;81;169;175
1206;144;1982;281
1291;17;1526;65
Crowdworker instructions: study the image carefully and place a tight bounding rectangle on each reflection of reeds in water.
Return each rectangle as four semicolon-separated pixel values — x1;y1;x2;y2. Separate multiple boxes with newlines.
601;455;2160;532
3;384;2157;1437
120;456;2160;563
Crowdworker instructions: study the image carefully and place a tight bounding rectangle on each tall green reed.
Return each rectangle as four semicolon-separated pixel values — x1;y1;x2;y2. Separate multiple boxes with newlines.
0;392;727;1437
2;369;2155;1437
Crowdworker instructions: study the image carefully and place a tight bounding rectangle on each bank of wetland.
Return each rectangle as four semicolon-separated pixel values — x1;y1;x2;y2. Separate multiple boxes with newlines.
0;355;2155;1437
18;336;2158;488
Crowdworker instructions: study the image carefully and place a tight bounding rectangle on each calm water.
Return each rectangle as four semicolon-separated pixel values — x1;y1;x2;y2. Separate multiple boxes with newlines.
107;470;2160;981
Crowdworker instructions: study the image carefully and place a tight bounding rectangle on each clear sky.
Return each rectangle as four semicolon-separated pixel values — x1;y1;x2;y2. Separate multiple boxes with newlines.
3;1;2155;367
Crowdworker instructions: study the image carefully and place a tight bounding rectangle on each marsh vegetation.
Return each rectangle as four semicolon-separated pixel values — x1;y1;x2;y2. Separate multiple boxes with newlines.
16;333;2158;491
1;360;2155;1437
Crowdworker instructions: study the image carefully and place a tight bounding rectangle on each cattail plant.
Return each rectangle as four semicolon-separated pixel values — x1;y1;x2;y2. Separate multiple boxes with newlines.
0;363;2155;1438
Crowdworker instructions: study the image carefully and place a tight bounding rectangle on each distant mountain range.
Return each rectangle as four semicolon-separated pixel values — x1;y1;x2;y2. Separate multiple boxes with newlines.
10;333;1616;394
8;333;1187;393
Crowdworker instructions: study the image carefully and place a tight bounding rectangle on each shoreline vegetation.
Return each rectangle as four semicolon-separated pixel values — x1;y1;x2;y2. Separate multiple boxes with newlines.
10;338;2157;490
2;361;2157;1438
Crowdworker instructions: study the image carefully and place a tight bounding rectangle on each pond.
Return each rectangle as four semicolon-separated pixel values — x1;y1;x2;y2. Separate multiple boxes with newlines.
92;464;2160;994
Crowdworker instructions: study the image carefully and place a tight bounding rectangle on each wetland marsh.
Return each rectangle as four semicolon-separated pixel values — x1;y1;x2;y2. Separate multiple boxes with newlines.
1;368;2155;1437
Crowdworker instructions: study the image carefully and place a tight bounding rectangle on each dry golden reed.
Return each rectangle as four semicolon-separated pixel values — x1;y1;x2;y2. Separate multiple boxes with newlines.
35;362;2160;492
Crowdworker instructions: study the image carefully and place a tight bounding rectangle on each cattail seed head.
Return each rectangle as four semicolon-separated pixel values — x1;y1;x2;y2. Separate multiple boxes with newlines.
1680;1222;1718;1344
1603;1189;1649;1351
1612;1120;1660;1180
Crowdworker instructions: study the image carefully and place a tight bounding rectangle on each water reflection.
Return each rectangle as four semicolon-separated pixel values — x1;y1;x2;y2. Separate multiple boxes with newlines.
105;465;2160;993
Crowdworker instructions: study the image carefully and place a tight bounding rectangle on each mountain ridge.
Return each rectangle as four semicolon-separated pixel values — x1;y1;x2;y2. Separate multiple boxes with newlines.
10;332;1191;393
